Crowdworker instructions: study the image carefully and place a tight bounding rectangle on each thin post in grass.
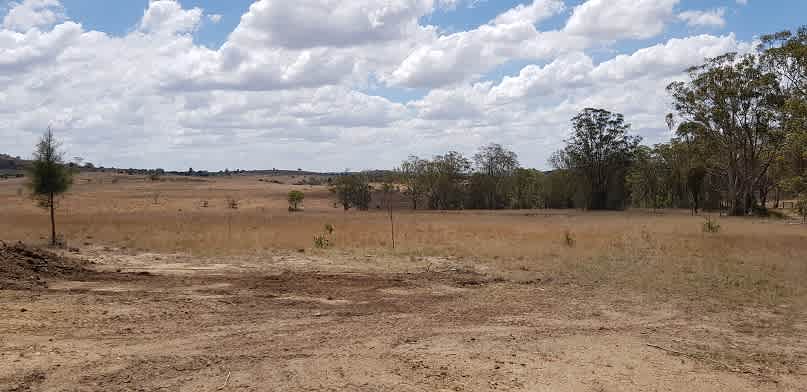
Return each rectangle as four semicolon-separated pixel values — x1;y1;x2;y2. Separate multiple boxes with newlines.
382;182;396;249
389;201;395;249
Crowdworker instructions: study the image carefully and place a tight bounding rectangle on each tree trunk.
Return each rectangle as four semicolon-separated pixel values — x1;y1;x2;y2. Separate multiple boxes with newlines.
49;192;56;246
773;187;780;209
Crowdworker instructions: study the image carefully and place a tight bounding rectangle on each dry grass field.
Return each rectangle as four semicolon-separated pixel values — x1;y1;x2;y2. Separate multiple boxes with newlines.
1;173;806;391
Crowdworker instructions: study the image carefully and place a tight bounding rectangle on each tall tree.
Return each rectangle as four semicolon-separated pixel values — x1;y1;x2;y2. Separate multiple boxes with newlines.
512;168;544;209
555;108;641;210
330;174;371;211
760;27;807;200
626;146;665;209
423;151;470;210
397;156;429;210
28;128;73;246
668;53;786;215
471;143;519;209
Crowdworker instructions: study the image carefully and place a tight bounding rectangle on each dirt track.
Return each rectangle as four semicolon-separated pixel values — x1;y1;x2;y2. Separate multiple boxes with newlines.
1;248;805;391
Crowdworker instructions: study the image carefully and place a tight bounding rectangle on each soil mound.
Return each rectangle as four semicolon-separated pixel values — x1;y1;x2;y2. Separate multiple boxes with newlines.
0;241;90;290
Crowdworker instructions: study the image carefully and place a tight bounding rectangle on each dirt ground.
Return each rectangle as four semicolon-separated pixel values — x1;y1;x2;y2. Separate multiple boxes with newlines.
2;174;806;390
1;245;805;392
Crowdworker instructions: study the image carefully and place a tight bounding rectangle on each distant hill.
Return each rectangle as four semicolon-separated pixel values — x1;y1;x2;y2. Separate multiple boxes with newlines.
0;154;28;175
0;152;397;179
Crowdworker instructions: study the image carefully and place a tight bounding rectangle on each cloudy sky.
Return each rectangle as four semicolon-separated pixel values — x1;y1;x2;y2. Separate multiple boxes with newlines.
1;0;804;171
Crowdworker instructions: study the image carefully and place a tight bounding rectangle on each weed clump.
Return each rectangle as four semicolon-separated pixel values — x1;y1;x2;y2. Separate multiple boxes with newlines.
702;216;720;233
563;230;576;247
314;224;335;249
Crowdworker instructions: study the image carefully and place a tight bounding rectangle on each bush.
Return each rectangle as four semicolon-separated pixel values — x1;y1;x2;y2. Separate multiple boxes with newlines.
288;190;305;211
314;224;335;249
330;174;371;210
702;216;721;233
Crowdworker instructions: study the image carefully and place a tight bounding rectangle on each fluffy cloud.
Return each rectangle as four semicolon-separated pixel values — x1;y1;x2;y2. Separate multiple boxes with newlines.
0;21;81;72
565;0;679;40
2;0;64;31
0;0;756;171
387;1;576;88
229;0;434;49
492;0;564;26
139;0;203;35
677;8;727;28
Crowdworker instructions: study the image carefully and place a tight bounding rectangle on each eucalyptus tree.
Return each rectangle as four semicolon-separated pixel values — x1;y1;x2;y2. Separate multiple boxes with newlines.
555;108;641;210
668;53;786;215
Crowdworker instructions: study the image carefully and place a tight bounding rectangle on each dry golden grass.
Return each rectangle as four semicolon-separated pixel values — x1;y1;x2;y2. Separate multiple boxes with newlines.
2;173;806;305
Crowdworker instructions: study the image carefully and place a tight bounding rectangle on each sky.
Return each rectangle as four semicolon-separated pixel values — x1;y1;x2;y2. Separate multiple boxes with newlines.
1;0;805;171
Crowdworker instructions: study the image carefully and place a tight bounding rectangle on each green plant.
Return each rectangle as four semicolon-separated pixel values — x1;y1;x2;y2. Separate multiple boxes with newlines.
287;190;305;211
27;127;73;246
314;224;335;248
702;215;721;233
330;174;371;210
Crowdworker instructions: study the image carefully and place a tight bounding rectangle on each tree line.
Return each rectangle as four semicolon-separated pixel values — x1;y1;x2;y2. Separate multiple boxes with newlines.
24;26;807;248
332;27;806;217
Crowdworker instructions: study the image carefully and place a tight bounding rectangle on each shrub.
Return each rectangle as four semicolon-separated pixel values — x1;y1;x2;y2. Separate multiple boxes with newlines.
314;224;335;249
702;215;721;233
288;190;305;211
330;174;371;210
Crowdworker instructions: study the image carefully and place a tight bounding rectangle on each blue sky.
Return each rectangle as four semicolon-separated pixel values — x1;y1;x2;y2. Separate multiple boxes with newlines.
46;1;807;50
1;0;804;171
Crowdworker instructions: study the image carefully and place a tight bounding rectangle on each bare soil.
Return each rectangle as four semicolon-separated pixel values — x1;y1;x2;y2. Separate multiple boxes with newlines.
1;247;805;391
0;242;92;290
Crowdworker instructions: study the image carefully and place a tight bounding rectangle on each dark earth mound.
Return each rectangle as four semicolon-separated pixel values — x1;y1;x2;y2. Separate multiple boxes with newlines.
0;241;90;290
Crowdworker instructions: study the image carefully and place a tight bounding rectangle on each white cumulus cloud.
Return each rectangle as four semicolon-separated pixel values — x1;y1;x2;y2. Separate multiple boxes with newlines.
678;8;727;28
565;0;679;40
0;0;755;171
2;0;64;31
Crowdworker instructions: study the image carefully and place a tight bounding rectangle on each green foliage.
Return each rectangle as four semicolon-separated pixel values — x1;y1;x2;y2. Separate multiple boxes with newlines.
626;146;665;209
668;53;786;215
28;128;73;204
512;168;544;209
554;108;642;210
423;151;471;210
468;143;520;209
287;190;305;211
330;174;371;210
397;156;429;210
27;128;72;246
314;224;335;249
545;170;577;209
